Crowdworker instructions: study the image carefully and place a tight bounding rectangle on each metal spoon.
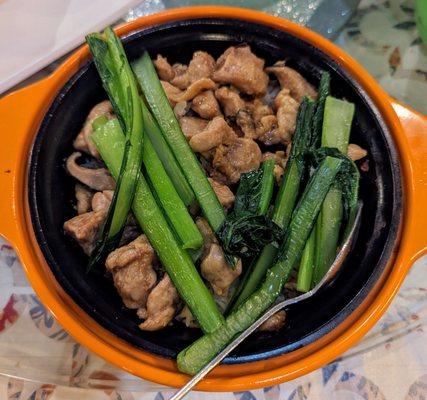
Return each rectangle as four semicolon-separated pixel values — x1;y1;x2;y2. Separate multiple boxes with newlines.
171;202;362;400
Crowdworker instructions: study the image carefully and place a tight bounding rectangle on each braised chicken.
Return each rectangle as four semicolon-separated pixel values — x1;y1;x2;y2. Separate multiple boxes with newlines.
348;143;368;161
63;210;106;255
259;311;286;332
191;90;221;119
154;55;175;81
213;138;262;183
179;116;208;140
105;235;157;310
212;45;269;95
189;116;237;153
75;184;93;215
138;274;180;331
214;86;245;117
171;51;216;89
208;178;235;210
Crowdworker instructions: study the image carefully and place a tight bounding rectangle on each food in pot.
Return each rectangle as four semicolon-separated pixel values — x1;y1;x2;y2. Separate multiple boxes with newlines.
63;28;367;374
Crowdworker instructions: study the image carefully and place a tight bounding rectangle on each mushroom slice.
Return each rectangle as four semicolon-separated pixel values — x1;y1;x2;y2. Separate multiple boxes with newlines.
66;152;115;191
169;78;216;103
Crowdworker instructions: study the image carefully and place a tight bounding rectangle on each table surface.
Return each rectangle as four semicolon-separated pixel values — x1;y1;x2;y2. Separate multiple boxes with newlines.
0;0;426;399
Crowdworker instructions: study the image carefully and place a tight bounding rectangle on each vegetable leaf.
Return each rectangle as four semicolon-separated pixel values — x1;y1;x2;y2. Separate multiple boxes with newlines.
217;214;283;259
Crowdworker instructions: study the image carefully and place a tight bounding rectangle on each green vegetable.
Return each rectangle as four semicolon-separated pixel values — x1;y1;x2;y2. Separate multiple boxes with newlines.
91;124;224;333
311;72;331;148
94;117;203;250
234;159;275;215
296;228;315;292
297;72;330;291
312;97;355;286
140;100;195;207
217;160;277;260
230;99;315;311
177;156;345;375
217;214;283;259
86;27;144;270
132;52;225;232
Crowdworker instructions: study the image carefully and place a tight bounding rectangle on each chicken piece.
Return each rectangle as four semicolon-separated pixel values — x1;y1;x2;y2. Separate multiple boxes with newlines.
173;101;190;118
191;90;221;119
263;150;287;167
64;211;106;255
176;305;198;328
196;217;218;257
259;310;286;332
169;78;216;103
189;116;237;153
73;100;114;158
195;217;218;256
236;110;257;139
66;152;115;191
179;116;208;140
214;86;245;117
347;143;367;161
138;274;180;331
256;115;279;144
171;51;216;89
251;99;274;122
201;244;242;296
266;63;317;102
161;81;182;108
213;45;269;96
106;235;157;310
213;138;262;183
153;55;175;81
91;190;113;213
208;178;235;210
75;184;93;215
259;90;299;145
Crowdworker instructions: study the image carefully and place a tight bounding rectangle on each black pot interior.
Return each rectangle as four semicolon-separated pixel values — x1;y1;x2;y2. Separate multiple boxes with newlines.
29;18;402;363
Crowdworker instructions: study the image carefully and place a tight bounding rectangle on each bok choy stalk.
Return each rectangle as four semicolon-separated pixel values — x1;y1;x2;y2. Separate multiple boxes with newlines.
229;98;315;310
86;27;144;270
140;100;196;207
91;122;224;333
312;96;355;286
132;52;225;232
178;154;359;375
93;117;202;250
297;72;331;292
217;159;277;260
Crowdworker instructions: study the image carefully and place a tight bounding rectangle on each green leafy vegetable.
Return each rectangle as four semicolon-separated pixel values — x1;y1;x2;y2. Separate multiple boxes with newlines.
132;52;225;232
217;159;277;260
86;28;143;270
312;97;355;286
178;155;353;375
297;71;330;291
93;117;203;250
140;100;196;207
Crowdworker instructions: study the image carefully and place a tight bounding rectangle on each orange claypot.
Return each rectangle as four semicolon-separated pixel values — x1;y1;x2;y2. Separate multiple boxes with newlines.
1;7;427;391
